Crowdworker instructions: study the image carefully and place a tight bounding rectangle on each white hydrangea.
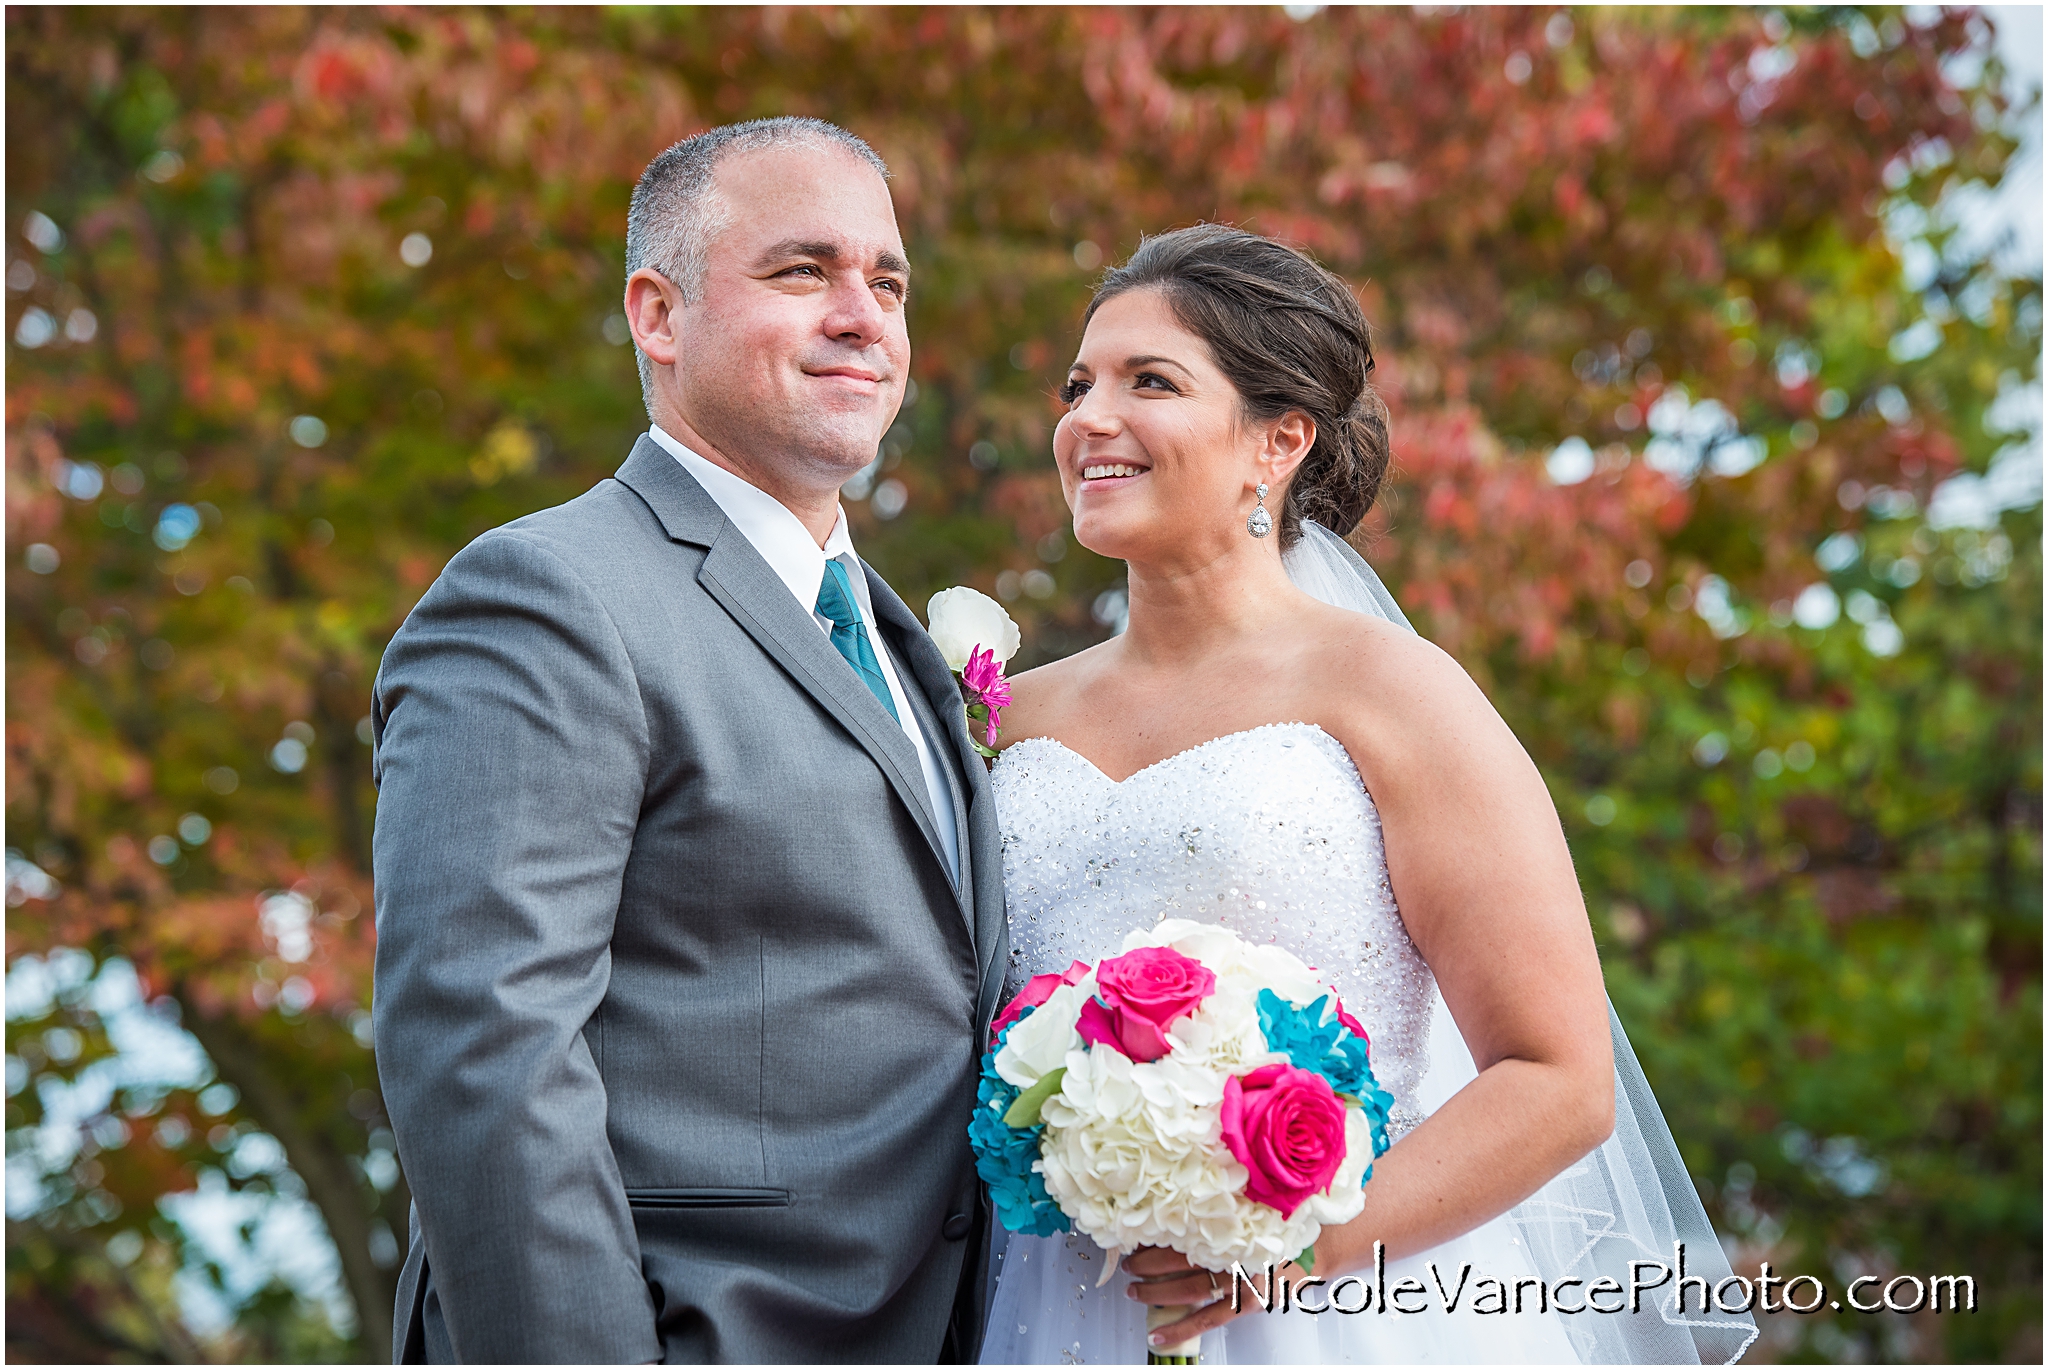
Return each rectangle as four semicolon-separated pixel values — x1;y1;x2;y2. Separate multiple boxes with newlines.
1162;982;1282;1078
1039;1046;1262;1271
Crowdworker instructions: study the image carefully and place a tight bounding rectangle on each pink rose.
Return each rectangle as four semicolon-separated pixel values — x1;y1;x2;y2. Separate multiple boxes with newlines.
1220;1063;1349;1218
1334;1001;1369;1047
1072;945;1216;1062
990;960;1091;1045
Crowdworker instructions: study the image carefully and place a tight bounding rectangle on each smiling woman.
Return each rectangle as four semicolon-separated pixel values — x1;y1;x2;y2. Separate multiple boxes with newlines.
1059;225;1389;556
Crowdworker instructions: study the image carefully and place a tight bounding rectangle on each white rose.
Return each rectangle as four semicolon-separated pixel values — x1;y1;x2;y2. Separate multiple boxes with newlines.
926;586;1021;670
994;982;1088;1088
1231;943;1329;1007
1125;919;1249;972
1127;920;1329;1012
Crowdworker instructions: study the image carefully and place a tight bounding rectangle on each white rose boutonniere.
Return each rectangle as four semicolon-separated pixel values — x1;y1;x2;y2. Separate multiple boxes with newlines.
927;586;1021;759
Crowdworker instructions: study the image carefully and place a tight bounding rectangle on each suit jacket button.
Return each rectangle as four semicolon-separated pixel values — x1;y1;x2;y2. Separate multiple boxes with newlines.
942;1213;972;1241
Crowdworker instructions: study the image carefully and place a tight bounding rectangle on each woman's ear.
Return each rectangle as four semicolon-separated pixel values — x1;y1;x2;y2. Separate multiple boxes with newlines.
1261;411;1316;487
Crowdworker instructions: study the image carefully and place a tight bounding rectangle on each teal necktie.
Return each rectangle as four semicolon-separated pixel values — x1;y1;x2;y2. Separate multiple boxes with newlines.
815;559;900;723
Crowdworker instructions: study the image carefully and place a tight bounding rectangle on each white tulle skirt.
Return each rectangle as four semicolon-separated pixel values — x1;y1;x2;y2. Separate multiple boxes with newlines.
981;1214;1586;1364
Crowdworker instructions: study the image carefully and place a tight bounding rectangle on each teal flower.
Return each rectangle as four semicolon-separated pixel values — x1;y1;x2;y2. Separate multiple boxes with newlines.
1256;989;1397;1179
967;1016;1070;1236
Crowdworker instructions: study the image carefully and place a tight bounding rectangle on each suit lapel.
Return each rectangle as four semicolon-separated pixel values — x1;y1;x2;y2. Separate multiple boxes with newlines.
868;580;973;896
613;441;961;911
866;569;1009;1010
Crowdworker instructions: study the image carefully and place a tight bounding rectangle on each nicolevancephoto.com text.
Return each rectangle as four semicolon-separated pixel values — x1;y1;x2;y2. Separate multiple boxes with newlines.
1227;1242;1979;1320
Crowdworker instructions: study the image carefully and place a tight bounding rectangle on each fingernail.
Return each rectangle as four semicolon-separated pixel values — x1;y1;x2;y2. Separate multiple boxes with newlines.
1149;1334;1166;1346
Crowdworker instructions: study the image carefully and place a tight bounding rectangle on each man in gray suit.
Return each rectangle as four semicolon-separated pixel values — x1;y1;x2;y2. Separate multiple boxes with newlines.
371;117;1007;1363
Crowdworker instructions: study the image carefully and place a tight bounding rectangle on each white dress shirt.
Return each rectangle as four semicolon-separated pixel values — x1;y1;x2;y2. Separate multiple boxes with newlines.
649;426;962;883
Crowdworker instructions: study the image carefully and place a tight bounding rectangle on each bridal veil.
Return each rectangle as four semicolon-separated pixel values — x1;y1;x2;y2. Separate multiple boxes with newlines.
1283;521;1760;1364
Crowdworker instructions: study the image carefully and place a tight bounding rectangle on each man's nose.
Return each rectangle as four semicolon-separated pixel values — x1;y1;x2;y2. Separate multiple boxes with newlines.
823;278;888;347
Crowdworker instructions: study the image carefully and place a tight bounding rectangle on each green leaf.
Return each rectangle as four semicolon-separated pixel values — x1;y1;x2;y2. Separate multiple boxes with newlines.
1294;1246;1315;1274
1002;1066;1067;1128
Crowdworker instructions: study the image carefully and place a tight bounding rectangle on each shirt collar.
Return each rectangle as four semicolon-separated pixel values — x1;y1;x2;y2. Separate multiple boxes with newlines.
649;425;867;617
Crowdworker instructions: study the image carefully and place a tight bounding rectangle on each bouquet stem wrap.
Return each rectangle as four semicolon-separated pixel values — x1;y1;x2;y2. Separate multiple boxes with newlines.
1146;1304;1200;1364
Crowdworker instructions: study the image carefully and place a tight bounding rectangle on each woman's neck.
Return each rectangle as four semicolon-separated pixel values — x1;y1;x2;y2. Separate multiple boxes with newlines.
1117;538;1307;670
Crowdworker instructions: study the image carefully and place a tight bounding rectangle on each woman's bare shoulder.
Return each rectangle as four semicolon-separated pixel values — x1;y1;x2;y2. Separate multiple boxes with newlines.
1303;601;1468;692
1300;605;1506;766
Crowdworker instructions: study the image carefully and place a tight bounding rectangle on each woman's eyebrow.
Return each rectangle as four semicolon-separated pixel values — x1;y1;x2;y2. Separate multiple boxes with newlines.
1124;354;1194;376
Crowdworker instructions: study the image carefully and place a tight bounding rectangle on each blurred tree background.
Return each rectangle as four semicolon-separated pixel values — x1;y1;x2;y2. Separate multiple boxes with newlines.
5;5;2038;1362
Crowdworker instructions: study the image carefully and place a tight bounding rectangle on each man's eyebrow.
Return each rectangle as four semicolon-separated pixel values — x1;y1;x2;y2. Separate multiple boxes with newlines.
752;239;843;269
751;239;911;278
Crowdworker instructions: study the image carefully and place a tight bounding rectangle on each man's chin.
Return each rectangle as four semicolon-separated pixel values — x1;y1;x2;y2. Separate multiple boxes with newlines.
709;411;890;491
793;429;893;479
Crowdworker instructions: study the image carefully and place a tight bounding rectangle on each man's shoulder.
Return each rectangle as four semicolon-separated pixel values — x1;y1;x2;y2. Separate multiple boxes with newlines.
396;475;692;639
500;474;661;551
445;475;669;577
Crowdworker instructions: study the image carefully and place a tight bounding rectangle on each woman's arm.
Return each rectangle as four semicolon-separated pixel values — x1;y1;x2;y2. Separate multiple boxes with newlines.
1131;624;1614;1343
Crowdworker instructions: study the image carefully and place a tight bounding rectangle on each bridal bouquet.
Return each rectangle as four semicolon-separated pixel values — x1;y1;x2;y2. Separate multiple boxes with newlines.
970;919;1395;1362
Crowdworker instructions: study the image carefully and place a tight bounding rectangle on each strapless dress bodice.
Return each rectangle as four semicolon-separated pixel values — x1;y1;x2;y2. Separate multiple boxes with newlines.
993;721;1436;1136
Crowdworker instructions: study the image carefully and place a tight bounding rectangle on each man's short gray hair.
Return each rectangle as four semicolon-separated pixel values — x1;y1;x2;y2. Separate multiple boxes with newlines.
625;117;889;414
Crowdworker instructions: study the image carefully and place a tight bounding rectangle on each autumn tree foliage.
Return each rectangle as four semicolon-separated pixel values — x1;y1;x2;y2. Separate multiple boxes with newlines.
6;7;2038;1361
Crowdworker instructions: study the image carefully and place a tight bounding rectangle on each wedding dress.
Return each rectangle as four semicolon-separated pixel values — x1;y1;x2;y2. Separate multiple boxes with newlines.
976;526;1757;1365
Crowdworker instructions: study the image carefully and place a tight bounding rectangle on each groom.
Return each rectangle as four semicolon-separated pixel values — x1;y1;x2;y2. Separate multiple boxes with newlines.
371;118;1007;1363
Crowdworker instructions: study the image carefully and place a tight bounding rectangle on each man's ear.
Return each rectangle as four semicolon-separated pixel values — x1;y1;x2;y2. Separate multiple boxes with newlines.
625;268;682;369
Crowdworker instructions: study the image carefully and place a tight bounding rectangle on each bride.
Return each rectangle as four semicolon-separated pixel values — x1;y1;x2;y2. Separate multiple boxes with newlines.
977;226;1757;1364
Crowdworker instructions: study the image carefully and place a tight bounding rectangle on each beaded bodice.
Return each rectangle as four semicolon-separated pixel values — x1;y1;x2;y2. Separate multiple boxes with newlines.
994;722;1436;1137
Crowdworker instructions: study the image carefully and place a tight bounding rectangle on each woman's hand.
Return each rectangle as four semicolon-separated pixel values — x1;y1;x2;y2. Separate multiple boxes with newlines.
1121;1245;1314;1348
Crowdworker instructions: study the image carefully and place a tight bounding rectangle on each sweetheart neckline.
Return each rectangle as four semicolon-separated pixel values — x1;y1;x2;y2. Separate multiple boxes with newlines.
998;720;1339;786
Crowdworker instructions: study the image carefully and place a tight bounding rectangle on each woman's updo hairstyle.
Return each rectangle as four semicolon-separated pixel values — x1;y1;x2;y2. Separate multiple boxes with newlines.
1083;224;1389;546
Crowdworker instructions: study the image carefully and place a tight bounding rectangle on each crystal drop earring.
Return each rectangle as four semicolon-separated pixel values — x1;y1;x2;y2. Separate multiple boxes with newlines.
1246;482;1272;538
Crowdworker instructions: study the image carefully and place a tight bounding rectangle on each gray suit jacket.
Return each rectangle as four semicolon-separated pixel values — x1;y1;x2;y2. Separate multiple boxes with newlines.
370;436;1009;1363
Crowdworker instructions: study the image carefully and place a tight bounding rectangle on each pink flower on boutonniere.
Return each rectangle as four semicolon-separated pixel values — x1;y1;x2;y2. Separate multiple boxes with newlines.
961;646;1011;747
927;587;1021;760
